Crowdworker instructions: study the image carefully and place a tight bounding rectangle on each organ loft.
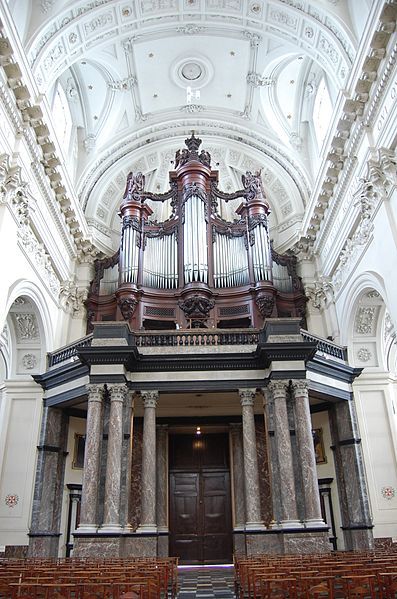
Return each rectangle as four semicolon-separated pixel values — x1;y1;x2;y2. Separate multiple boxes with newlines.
29;134;371;562
86;133;307;331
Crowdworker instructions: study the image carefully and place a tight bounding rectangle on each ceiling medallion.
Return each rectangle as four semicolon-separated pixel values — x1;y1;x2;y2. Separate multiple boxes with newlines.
181;62;203;81
172;55;213;90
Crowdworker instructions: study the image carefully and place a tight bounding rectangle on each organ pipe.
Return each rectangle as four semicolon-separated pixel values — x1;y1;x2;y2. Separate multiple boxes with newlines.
119;218;140;285
213;232;249;288
183;194;208;284
142;233;178;289
251;222;272;284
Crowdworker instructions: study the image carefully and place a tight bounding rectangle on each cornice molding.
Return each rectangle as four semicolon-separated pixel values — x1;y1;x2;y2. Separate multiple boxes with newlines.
297;2;397;256
0;23;99;264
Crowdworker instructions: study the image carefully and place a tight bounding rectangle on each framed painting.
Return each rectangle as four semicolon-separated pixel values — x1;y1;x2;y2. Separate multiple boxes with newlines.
72;434;85;469
313;428;327;464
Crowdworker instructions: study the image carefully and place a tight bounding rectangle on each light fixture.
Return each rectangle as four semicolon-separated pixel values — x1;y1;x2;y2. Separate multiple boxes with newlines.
196;426;201;436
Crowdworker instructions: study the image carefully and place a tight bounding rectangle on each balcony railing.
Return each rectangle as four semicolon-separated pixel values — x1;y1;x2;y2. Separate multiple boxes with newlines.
47;327;347;367
135;329;259;347
48;334;93;367
301;330;348;361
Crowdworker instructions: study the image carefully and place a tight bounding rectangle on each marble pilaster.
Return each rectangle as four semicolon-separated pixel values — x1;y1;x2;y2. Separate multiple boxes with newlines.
78;384;103;532
137;390;158;532
102;383;126;531
239;389;264;529
156;425;169;556
268;380;301;528
292;380;325;528
330;399;374;550
230;423;246;531
120;391;134;528
28;407;68;557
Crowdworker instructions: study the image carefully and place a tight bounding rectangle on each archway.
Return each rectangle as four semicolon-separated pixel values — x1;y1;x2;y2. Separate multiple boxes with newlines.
0;291;48;555
346;285;397;544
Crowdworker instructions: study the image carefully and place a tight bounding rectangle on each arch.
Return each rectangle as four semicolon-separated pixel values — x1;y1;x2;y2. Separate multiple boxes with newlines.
339;272;393;372
26;2;355;94
81;125;310;255
5;279;55;374
338;271;387;345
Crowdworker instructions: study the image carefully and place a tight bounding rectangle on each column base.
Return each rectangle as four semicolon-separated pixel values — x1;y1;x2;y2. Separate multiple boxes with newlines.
99;525;123;533
76;525;98;533
279;520;303;529
245;522;266;531
136;524;158;534
304;519;327;529
157;526;169;533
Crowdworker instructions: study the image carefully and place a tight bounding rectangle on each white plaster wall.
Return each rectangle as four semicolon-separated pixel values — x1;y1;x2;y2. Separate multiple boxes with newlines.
353;378;397;540
0;381;43;547
335;202;397;343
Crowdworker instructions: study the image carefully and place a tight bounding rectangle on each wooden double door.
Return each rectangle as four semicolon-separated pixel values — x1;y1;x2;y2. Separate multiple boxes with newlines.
169;432;233;564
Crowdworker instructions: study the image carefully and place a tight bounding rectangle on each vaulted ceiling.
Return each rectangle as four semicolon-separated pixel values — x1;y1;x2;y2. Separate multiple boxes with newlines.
9;0;366;254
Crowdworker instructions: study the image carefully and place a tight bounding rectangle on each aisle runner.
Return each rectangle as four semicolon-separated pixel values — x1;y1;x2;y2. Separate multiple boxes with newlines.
177;566;235;598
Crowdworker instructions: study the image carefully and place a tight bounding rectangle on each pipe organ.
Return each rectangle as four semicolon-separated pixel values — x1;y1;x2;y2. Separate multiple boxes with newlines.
87;134;307;330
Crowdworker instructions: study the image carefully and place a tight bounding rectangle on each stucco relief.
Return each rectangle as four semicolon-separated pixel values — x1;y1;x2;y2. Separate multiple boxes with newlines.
4;494;19;508
19;227;60;297
59;281;89;316
331;168;382;290
381;486;396;500
306;279;334;311
84;12;114;35
40;0;55;13
13;313;39;340
357;347;372;362
355;307;377;335
22;353;38;370
384;312;396;343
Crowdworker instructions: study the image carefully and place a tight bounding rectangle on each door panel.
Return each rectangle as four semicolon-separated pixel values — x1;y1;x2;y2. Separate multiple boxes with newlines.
169;433;233;564
171;472;199;534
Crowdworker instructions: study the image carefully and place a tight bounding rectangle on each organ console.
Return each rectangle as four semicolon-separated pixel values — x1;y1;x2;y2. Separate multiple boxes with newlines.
86;133;307;331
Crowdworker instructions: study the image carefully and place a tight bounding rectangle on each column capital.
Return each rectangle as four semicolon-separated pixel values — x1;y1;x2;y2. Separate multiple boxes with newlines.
141;390;159;408
229;422;243;434
267;379;289;399
87;383;104;402
239;388;256;406
260;387;271;406
291;379;309;398
156;424;168;434
107;383;127;403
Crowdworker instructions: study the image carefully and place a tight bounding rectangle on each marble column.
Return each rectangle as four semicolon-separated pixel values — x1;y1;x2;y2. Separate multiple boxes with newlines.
137;390;158;532
291;380;325;527
239;389;264;529
230;424;246;530
268;380;302;528
102;383;126;531
78;383;103;532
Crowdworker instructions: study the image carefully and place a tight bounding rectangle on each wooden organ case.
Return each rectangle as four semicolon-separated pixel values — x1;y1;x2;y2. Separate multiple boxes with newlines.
86;134;307;332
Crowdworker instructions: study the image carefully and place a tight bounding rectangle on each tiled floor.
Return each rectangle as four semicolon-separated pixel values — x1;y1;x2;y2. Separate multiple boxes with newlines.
177;566;236;598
